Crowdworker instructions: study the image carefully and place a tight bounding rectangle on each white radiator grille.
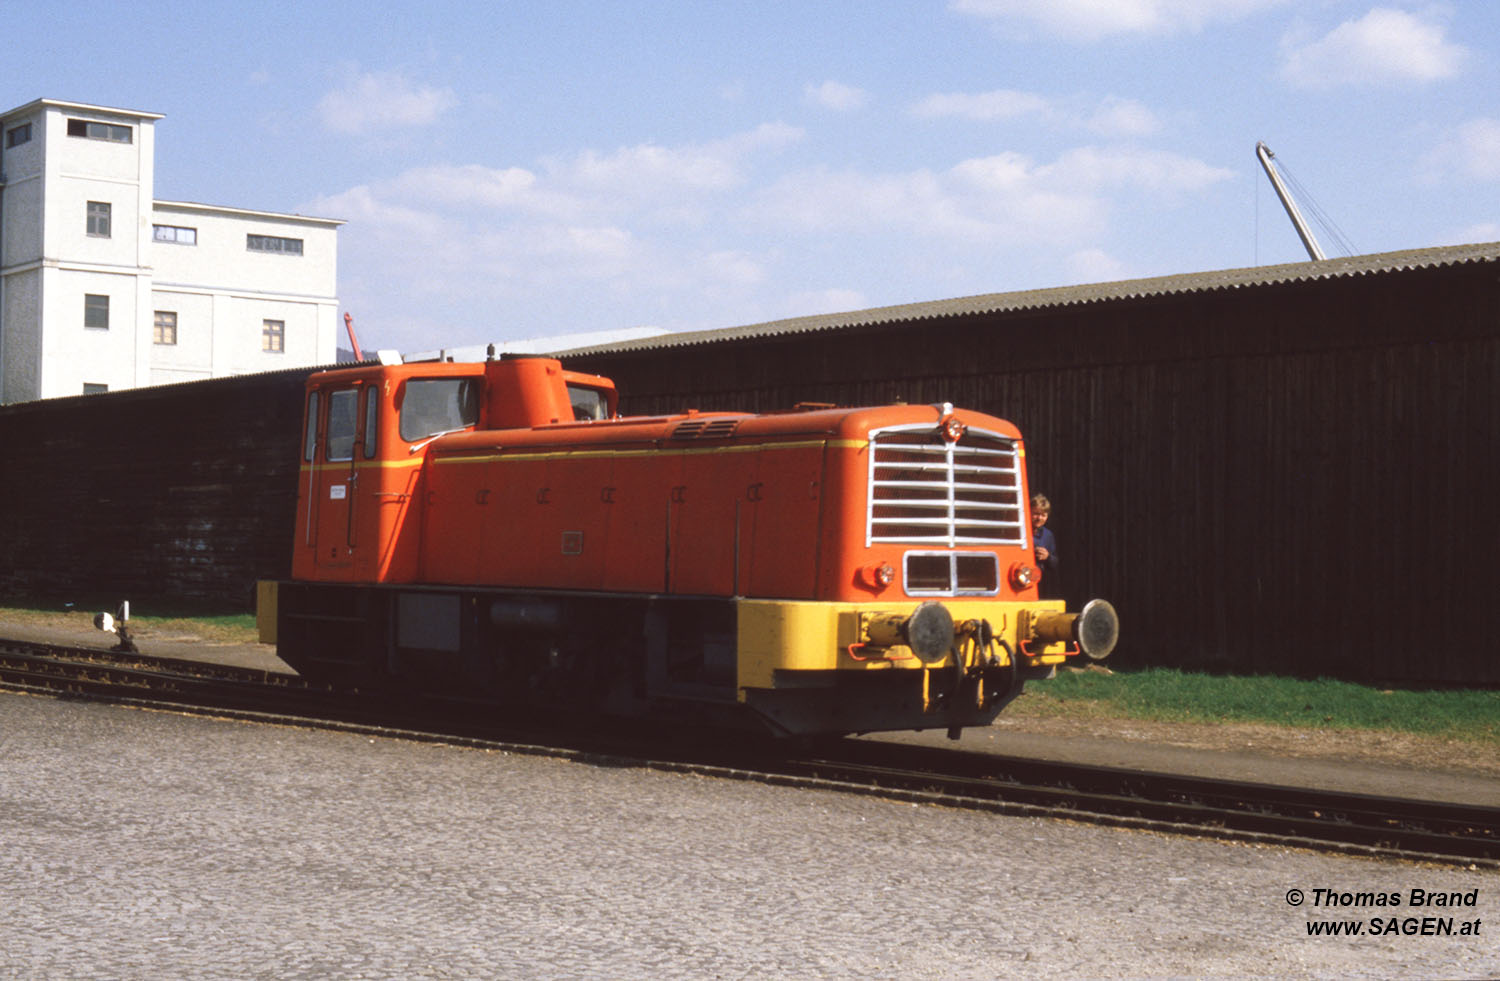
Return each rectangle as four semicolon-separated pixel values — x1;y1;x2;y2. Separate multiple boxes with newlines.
866;425;1026;547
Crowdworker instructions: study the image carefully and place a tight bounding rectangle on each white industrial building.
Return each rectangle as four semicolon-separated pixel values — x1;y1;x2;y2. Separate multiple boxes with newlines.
0;98;342;403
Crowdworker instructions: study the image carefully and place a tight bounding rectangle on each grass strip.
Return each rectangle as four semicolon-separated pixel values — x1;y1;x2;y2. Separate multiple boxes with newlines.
0;604;259;645
1015;667;1500;746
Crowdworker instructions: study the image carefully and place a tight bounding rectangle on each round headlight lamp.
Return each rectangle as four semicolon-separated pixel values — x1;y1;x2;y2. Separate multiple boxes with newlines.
859;561;897;590
1008;562;1038;590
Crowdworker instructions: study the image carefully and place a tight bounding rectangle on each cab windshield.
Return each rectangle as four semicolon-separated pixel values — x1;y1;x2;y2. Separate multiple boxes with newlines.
400;378;479;441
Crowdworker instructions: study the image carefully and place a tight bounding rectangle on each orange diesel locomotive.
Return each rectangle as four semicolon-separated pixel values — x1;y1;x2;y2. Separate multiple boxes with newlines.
260;354;1117;737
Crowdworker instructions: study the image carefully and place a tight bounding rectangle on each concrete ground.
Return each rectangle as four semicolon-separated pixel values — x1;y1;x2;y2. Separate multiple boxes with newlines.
1;690;1496;980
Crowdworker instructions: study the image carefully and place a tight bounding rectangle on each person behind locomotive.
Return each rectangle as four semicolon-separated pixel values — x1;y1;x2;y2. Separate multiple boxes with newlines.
1031;493;1063;601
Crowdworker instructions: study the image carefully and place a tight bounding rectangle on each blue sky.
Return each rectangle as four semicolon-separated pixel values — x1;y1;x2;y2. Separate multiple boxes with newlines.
16;1;1500;352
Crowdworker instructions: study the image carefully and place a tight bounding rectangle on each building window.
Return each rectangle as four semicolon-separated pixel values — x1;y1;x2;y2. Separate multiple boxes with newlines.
84;294;110;330
83;383;109;395
154;311;178;345
262;319;285;353
153;224;197;245
67;118;132;143
5;123;30;147
87;201;112;238
247;234;303;256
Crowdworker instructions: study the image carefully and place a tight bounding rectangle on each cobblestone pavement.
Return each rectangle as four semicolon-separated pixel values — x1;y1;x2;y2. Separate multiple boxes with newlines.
0;691;1495;980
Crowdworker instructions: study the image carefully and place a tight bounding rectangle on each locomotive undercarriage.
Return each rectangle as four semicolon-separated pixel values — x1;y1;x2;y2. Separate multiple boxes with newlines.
271;580;1034;737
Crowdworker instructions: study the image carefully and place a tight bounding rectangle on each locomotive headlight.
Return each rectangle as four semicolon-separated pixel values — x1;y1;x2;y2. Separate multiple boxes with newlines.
941;416;966;442
860;561;897;590
1008;562;1038;590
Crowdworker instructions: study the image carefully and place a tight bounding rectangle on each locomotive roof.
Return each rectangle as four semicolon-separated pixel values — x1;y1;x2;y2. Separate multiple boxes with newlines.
423;402;1023;451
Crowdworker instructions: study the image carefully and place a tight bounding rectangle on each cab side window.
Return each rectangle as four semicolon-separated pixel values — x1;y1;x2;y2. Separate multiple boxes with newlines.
362;386;379;459
302;392;320;463
327;389;358;462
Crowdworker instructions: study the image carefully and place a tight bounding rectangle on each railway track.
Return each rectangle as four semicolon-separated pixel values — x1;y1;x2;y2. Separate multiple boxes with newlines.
2;638;1496;868
766;742;1500;867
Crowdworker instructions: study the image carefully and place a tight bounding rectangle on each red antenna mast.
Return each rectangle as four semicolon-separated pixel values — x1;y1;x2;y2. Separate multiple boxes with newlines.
343;312;365;362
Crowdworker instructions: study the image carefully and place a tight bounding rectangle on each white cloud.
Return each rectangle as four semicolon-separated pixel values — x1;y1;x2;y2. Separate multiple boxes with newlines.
721;121;806;152
1280;8;1466;88
313;122;1231;349
391;164;541;207
750;145;1231;244
911;89;1049;121
317;68;457;135
1065;247;1129;282
315;123;803;229
805;80;869;111
785;288;869;315
1450;222;1500;245
555;122;803;203
322;123;803;247
1040;145;1232;195
569;143;741;194
546;225;636;261
1084;96;1163;137
950;0;1288;41
313;184;447;238
703;250;766;287
1421;118;1500;182
750;166;1002;241
306;123;813;341
911;89;1162;137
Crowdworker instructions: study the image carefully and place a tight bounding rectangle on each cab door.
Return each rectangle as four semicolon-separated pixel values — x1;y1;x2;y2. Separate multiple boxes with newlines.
312;386;360;577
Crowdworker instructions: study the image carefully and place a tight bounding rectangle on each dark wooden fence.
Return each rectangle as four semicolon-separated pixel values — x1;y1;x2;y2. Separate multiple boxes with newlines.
568;261;1500;684
0;368;311;610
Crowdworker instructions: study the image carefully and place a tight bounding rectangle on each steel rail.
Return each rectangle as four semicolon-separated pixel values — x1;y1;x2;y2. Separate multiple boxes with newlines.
1;638;1495;868
765;742;1500;867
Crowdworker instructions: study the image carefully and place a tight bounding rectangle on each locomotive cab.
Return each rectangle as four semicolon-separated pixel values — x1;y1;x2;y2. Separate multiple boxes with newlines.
290;356;617;584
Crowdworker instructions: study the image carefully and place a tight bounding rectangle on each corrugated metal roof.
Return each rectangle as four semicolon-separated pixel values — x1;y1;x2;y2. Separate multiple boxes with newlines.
0;363;326;413
550;241;1500;358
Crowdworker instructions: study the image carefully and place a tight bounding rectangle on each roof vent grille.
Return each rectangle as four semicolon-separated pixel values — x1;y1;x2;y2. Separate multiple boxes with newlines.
671;418;742;440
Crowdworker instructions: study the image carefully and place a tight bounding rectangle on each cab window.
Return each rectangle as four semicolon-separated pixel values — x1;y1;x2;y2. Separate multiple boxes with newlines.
326;389;358;461
362;386;379;458
400;378;479;441
567;384;610;421
302;392;319;463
